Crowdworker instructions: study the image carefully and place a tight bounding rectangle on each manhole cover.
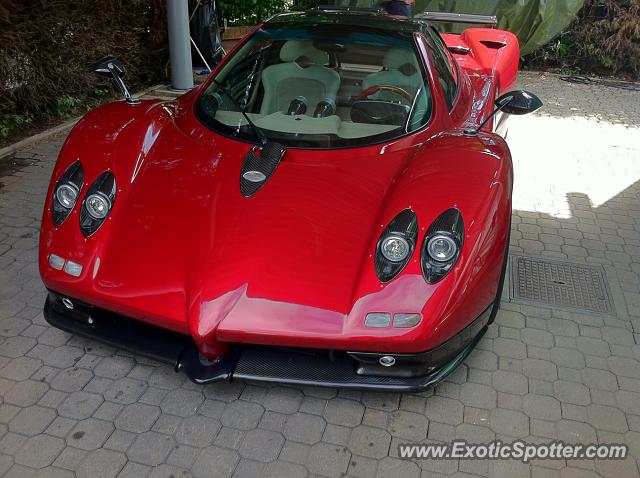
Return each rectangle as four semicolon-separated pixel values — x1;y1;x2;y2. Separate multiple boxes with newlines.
509;255;614;314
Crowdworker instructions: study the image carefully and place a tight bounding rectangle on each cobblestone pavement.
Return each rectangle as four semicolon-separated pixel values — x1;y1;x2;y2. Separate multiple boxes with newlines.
1;71;639;477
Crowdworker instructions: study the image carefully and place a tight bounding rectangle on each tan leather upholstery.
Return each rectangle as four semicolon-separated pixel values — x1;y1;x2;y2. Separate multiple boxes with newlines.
362;48;423;101
260;40;341;115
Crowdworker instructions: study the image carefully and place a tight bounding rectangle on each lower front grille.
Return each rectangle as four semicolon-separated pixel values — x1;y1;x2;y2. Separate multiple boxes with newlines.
44;292;189;365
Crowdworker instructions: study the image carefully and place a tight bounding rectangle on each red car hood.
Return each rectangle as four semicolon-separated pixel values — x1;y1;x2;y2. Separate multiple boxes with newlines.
90;115;417;333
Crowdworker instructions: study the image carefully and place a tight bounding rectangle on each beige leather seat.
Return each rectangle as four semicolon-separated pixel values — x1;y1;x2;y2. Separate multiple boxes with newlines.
260;40;340;115
362;48;423;101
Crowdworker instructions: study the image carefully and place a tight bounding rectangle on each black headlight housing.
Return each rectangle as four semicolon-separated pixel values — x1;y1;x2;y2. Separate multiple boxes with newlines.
421;208;464;283
80;171;116;237
375;209;418;283
52;161;84;226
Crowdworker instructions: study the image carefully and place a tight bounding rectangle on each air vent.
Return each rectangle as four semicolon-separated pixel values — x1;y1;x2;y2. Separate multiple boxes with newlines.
480;40;507;49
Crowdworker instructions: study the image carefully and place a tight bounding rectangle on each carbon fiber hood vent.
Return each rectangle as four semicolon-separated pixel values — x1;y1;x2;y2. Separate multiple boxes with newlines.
240;142;286;197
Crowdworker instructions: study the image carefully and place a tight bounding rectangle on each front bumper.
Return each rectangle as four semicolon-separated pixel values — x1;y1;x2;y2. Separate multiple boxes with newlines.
44;291;490;392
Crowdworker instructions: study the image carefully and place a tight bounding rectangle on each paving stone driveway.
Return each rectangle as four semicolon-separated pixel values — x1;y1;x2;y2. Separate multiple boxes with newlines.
1;71;640;478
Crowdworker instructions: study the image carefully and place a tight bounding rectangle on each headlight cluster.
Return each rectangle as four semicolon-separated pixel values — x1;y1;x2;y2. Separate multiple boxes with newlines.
375;209;418;282
80;171;116;237
426;235;457;262
380;235;410;262
85;193;112;220
52;162;84;226
421;208;464;283
375;207;464;284
51;163;116;237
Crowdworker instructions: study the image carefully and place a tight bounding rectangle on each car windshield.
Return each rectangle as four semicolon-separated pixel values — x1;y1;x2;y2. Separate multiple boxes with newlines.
195;24;432;149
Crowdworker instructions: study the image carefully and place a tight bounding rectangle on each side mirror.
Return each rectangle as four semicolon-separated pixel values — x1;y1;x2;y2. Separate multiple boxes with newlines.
465;89;542;135
93;56;126;78
92;57;140;105
495;90;543;115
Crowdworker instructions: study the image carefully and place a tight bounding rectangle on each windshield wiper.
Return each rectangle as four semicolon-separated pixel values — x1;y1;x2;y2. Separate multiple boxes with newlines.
211;78;267;144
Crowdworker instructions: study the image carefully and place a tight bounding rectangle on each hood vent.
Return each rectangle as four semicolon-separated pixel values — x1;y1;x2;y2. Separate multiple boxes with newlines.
240;142;286;197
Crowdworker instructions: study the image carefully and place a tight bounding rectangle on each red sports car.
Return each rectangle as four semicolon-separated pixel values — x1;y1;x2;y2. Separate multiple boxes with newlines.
39;8;541;391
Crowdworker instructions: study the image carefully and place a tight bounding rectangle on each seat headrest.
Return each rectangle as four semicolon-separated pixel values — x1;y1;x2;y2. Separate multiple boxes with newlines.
280;40;329;65
383;48;419;71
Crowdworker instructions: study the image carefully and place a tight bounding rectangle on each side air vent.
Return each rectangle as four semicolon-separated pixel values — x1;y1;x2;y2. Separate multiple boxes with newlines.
448;45;471;55
480;40;507;49
240;142;286;197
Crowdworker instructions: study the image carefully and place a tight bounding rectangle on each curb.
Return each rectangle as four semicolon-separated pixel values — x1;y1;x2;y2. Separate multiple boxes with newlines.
0;84;164;160
0;117;80;160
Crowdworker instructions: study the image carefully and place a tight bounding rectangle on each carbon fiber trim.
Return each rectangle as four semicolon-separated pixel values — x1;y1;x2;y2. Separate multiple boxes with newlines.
426;208;464;238
240;142;286;197
52;161;83;227
421;208;464;283
375;209;418;282
80;171;116;237
231;329;484;391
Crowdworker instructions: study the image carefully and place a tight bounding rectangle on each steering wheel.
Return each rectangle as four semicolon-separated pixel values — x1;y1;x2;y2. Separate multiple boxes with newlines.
356;84;413;103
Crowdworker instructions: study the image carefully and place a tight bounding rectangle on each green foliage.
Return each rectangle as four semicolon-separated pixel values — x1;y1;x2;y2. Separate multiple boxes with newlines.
525;0;640;77
84;89;113;111
0;114;33;142
218;0;290;25
0;0;168;145
415;0;586;56
56;96;82;118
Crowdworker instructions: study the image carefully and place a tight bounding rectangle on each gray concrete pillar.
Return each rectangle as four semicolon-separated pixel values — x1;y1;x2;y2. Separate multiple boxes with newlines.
167;0;194;90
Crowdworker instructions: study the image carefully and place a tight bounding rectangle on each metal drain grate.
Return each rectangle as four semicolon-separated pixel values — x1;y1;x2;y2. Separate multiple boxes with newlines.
509;256;614;314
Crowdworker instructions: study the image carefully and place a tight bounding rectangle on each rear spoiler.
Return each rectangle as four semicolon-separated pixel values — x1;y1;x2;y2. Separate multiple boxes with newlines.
415;12;498;27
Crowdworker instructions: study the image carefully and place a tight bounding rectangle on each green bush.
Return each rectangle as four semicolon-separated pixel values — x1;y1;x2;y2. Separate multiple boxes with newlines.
218;0;290;25
525;0;640;77
0;114;33;143
0;0;168;145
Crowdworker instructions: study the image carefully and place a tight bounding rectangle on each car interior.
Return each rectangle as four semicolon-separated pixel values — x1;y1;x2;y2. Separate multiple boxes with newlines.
197;29;433;147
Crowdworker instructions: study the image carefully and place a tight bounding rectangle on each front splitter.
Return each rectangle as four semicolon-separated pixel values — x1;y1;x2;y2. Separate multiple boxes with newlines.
176;328;486;392
44;290;489;392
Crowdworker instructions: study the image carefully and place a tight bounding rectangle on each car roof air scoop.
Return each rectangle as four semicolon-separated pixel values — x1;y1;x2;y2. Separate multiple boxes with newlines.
240;141;286;197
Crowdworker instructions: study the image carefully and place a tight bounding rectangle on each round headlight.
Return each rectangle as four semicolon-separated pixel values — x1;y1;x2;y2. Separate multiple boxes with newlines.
427;235;458;262
85;193;111;220
380;235;410;262
55;183;79;209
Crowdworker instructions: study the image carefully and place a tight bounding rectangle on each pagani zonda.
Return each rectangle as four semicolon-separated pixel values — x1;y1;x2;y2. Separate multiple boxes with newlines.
40;8;541;391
